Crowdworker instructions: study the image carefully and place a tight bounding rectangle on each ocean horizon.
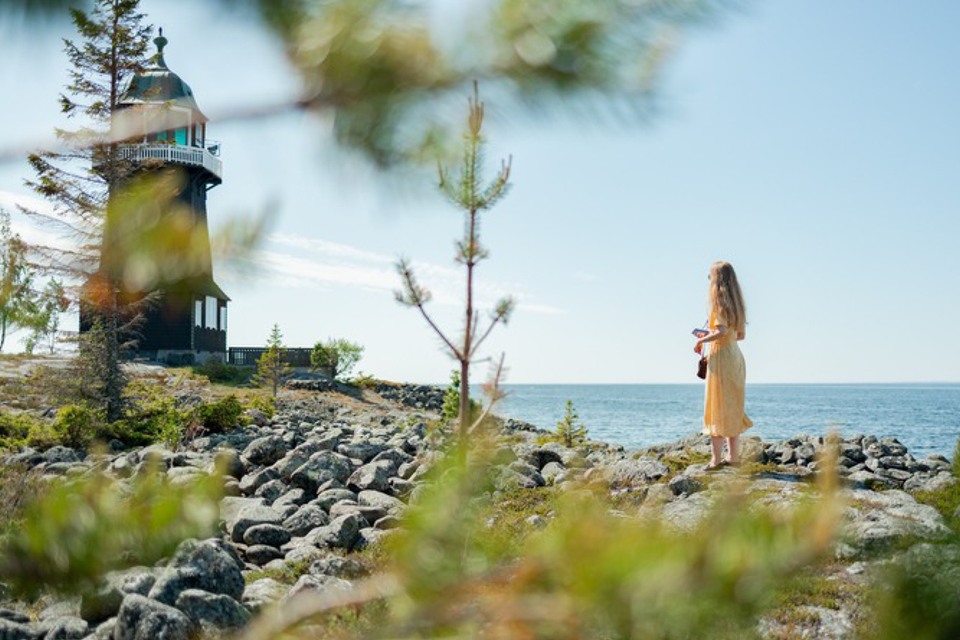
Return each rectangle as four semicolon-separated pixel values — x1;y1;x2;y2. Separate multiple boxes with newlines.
474;382;960;458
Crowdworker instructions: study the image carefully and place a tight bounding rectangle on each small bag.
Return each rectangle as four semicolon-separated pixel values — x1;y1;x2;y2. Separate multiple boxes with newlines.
697;355;708;379
696;320;708;380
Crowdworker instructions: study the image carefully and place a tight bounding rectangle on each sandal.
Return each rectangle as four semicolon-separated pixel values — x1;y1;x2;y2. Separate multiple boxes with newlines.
723;460;741;468
704;462;724;472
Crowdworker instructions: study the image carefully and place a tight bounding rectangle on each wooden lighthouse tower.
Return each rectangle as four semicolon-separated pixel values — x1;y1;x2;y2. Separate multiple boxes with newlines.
83;31;229;365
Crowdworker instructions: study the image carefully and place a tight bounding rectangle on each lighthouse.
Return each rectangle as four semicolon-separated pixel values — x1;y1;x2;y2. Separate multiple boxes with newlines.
83;30;229;365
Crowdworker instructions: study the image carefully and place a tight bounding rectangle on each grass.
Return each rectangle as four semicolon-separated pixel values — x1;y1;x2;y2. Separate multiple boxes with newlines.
765;564;874;640
914;481;960;535
479;486;560;556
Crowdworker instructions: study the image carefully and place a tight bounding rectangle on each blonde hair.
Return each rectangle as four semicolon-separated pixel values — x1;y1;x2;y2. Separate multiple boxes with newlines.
708;261;746;332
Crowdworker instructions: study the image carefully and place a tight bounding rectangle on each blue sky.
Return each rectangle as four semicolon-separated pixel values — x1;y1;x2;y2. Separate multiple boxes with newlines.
1;0;959;384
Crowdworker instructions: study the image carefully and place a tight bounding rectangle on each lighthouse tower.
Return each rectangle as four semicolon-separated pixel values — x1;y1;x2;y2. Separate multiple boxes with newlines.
91;31;229;365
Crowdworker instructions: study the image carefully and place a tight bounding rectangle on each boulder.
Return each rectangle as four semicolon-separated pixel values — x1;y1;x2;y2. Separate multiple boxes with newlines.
243;524;291;548
242;579;287;612
904;472;958;495
604;458;669;487
227;504;284;543
273;488;307;509
540;462;566;484
212;449;245;479
39;616;88;640
315;489;357;511
283;504;330;537
290;452;353;493
238;467;280;496
242;435;287;467
282;574;353;605
114;594;192;640
148;539;245;606
357;490;404;514
371;448;413;468
0;619;35;640
668;475;703;497
306;513;361;550
174;589;250;637
80;567;158;623
347;460;394;493
43;446;80;464
843;489;951;555
245;545;284;565
254;479;289;504
308;555;367;579
337;442;387;463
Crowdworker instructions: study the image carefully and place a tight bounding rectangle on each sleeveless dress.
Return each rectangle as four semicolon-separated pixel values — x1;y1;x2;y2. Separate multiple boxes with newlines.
703;310;753;437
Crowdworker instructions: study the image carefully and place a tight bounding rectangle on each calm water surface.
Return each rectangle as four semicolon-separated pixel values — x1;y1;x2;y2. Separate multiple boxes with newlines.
487;384;960;457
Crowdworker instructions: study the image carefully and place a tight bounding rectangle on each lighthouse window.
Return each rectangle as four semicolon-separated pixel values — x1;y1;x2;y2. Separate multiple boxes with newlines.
174;128;188;145
193;124;203;147
205;296;217;329
219;306;227;331
194;299;202;327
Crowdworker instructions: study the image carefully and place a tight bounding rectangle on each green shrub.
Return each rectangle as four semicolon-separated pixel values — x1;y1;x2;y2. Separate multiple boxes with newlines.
953;437;960;479
311;338;364;381
191;361;253;386
53;405;97;449
244;394;276;419
542;400;588;448
441;370;480;425
96;419;156;448
116;380;190;447
0;412;38;450
350;372;381;389
194;395;244;433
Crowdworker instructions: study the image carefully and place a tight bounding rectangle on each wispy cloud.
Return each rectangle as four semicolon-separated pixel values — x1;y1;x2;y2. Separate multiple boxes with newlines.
0;190;73;249
237;232;565;315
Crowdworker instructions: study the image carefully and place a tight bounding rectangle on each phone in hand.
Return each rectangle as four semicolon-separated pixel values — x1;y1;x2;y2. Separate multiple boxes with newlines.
692;328;709;338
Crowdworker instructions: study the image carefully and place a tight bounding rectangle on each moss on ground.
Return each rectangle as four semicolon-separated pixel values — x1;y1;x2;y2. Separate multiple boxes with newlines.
765;564;874;640
915;481;960;536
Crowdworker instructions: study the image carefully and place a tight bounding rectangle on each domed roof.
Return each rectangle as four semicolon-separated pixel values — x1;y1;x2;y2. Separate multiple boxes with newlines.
117;31;207;121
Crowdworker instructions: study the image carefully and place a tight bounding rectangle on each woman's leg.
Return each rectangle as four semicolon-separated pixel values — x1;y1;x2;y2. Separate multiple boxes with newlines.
725;435;740;464
709;437;724;466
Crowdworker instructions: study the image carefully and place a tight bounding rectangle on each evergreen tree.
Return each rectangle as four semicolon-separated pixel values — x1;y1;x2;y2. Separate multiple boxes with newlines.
396;84;514;439
252;324;292;398
553;400;588;448
24;279;70;355
20;0;152;420
0;210;39;353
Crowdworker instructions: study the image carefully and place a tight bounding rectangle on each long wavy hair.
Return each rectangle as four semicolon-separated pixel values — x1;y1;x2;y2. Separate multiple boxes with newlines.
708;261;746;332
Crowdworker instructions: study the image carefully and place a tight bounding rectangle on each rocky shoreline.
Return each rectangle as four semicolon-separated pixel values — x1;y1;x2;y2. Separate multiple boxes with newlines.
0;382;956;640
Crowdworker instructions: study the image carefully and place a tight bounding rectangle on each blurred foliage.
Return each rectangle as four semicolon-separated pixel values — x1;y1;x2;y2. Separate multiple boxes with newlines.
245;392;276;419
0;465;223;599
440;369;480;426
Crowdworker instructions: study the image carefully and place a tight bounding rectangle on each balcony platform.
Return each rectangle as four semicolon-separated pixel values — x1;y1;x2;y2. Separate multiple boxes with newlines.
118;143;222;181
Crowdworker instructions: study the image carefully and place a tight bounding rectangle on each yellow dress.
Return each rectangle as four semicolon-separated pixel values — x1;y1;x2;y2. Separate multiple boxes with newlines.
703;310;753;437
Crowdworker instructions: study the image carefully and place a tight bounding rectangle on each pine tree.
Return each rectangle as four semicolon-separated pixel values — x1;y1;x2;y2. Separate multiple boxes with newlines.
20;0;152;420
554;400;588;448
252;324;292;398
396;83;514;439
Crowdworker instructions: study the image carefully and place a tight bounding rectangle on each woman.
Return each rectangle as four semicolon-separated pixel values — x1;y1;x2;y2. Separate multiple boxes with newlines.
694;261;753;470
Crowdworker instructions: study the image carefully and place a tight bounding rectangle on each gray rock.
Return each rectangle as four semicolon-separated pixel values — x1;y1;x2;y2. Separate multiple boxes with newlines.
211;449;245;479
308;555;367;579
387;477;416;497
347;460;395;493
148;539;244;606
904;472;958;495
291;452;353;493
270;441;328;479
114;594;192;640
42;616;88;640
238;467;280;496
877;467;912;483
273;488;307;509
604;458;670;487
227;504;284;543
655;491;715;532
315;489;357;511
540;462;566;484
374;515;401;530
39;599;80;621
243;524;291;548
245;545;284;565
242;579;287;612
306;513;361;550
174;589;250;637
283;504;330;537
89;617;117;640
282;574;353;605
357;490;404;514
879;455;907;470
839;443;865;463
284;544;323;563
43;446;80;464
668;475;703;497
254;479;289;504
371;448;413;468
336;441;387;463
0;610;29;624
242;435;287;467
643;483;675;506
843;489;951;555
0;619;36;640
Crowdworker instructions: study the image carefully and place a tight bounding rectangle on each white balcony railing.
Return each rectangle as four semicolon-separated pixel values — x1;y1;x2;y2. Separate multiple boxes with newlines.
118;143;222;180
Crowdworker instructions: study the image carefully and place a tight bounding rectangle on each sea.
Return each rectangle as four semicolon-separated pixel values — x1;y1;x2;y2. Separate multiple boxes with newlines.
485;384;960;458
